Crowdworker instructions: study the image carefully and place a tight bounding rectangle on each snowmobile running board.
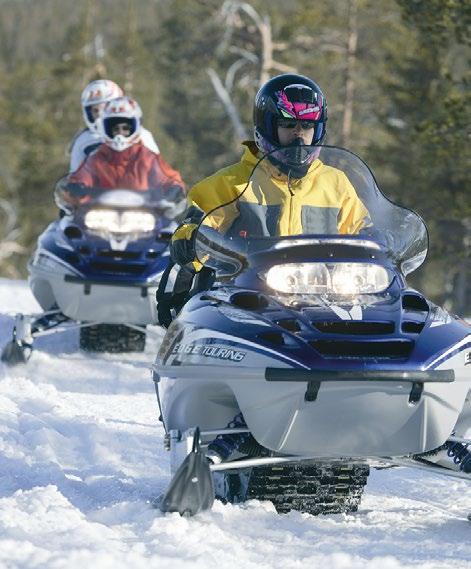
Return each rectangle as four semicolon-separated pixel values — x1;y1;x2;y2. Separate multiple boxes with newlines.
207;455;471;478
185;426;471;477
389;457;471;482
208;453;471;478
448;435;471;445
208;454;352;472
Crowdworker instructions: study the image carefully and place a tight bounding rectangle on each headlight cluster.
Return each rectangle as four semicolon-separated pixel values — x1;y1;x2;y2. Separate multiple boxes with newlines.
264;262;391;295
84;209;155;234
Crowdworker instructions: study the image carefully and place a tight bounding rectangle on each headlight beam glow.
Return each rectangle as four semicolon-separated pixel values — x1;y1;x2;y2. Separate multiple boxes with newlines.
264;262;391;295
84;209;155;234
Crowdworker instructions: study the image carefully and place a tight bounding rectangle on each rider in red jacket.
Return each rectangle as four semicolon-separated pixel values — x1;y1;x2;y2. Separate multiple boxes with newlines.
66;96;184;200
69;142;184;191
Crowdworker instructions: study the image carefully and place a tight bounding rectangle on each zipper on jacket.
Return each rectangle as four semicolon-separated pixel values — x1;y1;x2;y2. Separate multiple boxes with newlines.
287;170;295;233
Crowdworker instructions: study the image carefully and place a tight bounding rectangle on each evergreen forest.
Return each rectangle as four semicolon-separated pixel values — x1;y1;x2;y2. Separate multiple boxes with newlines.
0;0;469;312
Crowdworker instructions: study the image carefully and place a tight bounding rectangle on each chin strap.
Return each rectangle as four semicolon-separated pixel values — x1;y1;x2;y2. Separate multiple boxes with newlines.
267;153;310;179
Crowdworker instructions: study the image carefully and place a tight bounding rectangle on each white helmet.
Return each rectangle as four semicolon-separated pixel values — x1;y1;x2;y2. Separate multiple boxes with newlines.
100;96;142;152
81;79;123;132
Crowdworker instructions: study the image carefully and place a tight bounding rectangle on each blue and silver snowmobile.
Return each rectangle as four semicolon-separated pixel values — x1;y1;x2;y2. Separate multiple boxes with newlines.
2;178;186;364
154;146;471;517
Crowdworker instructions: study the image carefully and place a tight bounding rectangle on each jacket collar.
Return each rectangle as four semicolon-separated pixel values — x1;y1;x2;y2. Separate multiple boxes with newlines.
240;140;322;183
100;142;143;162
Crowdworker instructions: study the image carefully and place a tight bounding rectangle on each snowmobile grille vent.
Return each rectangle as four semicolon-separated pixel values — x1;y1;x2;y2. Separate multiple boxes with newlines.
401;321;425;334
146;250;160;259
309;339;414;359
275;319;302;332
257;331;290;346
311;321;395;335
89;260;146;275
402;293;429;313
66;253;80;264
230;292;269;310
64;226;82;239
98;249;141;260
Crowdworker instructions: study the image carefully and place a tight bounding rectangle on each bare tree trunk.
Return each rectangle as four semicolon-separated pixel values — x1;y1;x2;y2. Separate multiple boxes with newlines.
124;0;138;95
207;68;248;142
208;2;296;143
258;13;273;86
234;2;294;86
342;0;358;147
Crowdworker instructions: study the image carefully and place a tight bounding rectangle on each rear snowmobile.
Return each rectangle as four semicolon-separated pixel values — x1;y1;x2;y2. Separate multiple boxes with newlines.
2;179;186;364
154;146;471;517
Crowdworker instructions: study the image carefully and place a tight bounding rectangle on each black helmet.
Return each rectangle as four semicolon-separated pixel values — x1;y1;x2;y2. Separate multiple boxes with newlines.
253;74;327;176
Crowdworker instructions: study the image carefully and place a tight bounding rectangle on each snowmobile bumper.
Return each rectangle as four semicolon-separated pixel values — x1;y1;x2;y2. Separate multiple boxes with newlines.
30;267;159;324
155;363;469;458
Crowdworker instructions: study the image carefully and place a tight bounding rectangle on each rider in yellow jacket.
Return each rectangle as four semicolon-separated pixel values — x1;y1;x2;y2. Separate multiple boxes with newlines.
170;73;370;268
162;74;372;464
184;141;368;237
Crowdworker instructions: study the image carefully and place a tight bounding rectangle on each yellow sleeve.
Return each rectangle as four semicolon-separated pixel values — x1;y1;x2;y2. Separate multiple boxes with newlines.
187;168;245;234
337;173;371;234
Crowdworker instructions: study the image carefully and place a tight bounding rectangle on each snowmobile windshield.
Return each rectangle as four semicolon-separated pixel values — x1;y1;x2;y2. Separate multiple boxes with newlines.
54;178;186;223
194;145;428;277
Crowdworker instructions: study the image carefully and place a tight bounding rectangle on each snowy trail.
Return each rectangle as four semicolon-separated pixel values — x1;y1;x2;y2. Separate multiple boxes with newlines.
0;278;470;569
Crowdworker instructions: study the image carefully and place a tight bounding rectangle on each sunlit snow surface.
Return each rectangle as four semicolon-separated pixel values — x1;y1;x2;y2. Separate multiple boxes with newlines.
0;278;470;569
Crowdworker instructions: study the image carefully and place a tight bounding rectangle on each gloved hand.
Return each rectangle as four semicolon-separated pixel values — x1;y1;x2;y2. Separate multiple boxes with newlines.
54;179;91;210
170;222;198;265
169;205;205;267
64;182;90;198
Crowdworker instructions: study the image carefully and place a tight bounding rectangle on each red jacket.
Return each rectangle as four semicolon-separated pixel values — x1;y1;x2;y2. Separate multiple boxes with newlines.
68;143;184;191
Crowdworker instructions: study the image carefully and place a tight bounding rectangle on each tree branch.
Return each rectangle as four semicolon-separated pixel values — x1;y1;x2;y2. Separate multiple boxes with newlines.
207;68;248;142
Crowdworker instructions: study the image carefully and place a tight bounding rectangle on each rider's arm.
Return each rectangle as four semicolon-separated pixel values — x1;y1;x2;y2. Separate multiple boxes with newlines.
140;127;160;154
69;130;102;173
170;205;206;271
150;154;185;191
169;162;249;267
337;173;372;235
67;157;95;187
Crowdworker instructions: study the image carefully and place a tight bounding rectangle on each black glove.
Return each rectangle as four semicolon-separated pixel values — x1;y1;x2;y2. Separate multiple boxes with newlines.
169;205;205;266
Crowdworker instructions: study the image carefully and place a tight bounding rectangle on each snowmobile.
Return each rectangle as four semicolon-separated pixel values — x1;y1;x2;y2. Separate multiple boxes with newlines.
153;145;471;517
2;178;186;364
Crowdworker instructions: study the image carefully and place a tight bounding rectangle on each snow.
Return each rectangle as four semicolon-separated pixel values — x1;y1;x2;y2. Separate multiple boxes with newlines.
0;277;470;569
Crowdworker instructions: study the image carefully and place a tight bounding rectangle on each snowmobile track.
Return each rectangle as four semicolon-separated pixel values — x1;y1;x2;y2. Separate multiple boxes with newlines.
80;323;146;352
247;462;370;515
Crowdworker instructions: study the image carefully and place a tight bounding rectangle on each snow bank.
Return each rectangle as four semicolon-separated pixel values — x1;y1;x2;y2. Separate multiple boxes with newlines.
0;279;470;569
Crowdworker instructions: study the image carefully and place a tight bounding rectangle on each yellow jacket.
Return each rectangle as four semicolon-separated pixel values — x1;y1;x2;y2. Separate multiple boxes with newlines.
187;142;370;237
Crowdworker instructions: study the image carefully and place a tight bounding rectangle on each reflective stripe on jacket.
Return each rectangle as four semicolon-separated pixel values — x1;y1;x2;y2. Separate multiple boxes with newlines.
188;142;370;237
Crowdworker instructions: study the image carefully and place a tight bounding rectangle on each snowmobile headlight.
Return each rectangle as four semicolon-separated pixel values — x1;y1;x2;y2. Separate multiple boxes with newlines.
330;263;391;294
265;263;332;294
119;211;155;233
84;209;155;234
264;262;391;295
84;209;119;231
